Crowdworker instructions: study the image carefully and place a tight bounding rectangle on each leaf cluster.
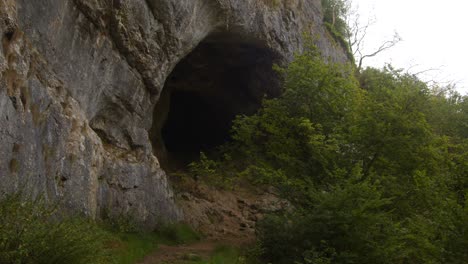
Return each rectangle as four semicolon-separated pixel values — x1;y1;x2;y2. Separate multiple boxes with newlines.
191;43;468;263
0;193;114;264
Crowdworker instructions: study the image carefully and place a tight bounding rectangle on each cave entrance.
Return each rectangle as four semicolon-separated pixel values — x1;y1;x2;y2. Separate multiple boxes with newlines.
151;33;280;171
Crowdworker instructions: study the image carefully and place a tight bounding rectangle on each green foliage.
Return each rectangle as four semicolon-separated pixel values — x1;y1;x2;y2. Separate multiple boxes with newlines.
321;0;353;61
324;22;354;63
0;192;205;264
227;44;362;192
354;67;438;185
113;232;161;264
190;42;468;263
188;152;231;188
0;193;114;264
321;0;348;33
182;245;260;264
192;246;242;264
257;179;398;264
103;211;139;234
442;205;468;263
156;223;201;245
111;223;201;264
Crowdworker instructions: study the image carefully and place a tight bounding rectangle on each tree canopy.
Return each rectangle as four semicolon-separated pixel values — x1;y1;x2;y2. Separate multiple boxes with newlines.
191;42;468;263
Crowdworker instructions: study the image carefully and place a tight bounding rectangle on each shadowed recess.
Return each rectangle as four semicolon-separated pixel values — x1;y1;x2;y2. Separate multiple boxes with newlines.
151;33;281;170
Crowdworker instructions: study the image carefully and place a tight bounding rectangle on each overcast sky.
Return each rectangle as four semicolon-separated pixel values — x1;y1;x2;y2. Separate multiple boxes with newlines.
352;0;468;95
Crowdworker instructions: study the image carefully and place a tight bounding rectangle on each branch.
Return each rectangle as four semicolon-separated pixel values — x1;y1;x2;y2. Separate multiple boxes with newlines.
345;2;375;58
357;33;401;71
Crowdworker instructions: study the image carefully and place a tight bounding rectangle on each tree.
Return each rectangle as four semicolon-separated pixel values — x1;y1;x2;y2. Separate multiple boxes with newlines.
227;43;362;190
322;0;349;29
344;1;402;71
190;40;468;263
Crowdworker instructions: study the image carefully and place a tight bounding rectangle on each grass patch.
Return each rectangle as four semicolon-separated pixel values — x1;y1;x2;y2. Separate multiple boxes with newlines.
0;192;202;264
112;232;161;264
0;193;115;264
111;223;200;263
180;245;261;264
156;223;201;245
203;246;242;264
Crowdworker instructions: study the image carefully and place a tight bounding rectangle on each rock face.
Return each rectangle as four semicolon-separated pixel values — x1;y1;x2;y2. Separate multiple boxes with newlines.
0;0;347;227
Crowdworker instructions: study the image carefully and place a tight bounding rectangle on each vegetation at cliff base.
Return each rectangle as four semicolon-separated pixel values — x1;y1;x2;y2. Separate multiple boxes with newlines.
0;192;202;264
0;193;115;264
192;43;468;263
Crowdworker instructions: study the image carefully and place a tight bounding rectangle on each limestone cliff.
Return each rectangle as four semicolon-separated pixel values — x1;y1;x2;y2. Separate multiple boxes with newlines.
0;0;347;227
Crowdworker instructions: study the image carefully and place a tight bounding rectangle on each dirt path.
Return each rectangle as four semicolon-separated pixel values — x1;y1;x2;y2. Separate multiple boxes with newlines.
139;181;286;263
138;239;242;264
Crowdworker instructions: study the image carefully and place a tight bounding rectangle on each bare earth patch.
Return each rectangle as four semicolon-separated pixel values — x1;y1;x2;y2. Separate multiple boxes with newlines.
139;176;291;263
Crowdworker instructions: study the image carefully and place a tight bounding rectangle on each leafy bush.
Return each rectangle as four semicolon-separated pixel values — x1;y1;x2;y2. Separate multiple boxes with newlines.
226;44;361;190
185;42;468;263
183;37;468;263
0;193;114;264
102;211;140;234
257;179;398;264
188;152;232;188
156;223;201;245
0;192;207;264
251;64;467;263
112;232;161;264
187;245;261;264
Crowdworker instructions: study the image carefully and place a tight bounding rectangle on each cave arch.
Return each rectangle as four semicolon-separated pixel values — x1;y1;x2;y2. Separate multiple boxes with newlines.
151;33;281;170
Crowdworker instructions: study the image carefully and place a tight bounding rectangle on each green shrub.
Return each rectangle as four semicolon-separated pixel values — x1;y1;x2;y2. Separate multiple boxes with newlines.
188;152;228;188
256;180;398;264
0;192;114;264
102;210;139;234
156;223;201;245
0;193;208;264
222;43;361;191
188;245;260;264
186;41;468;264
112;232;161;264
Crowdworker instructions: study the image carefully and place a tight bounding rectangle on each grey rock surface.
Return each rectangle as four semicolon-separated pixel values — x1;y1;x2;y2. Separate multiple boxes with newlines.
0;0;347;227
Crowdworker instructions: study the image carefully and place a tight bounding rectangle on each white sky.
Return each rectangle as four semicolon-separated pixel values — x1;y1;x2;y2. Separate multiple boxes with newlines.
353;0;468;95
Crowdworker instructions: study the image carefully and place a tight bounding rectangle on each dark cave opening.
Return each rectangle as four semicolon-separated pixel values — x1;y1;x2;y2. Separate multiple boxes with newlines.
151;33;281;170
161;90;233;163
